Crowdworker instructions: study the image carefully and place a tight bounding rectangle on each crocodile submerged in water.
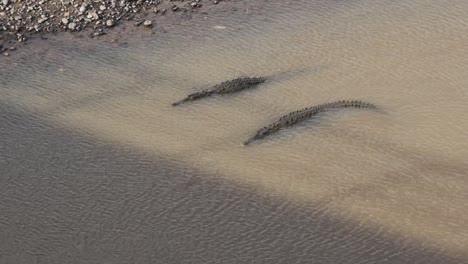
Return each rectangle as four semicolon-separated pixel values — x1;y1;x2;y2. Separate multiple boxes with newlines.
172;77;266;106
243;100;377;146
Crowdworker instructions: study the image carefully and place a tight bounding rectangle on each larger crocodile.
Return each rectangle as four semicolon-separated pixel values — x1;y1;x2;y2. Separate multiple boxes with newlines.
172;77;266;106
243;100;377;146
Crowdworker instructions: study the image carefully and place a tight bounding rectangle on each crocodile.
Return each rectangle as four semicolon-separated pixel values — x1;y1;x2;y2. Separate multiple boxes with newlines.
243;100;377;146
172;77;266;106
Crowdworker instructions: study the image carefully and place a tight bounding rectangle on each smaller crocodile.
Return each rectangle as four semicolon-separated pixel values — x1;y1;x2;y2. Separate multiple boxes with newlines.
172;77;266;106
243;100;377;146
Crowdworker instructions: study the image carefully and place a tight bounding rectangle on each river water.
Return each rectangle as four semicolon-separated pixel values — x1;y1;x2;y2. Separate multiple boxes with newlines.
1;0;467;263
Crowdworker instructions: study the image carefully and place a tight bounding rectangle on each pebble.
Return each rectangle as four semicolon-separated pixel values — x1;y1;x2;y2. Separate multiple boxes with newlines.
2;0;8;6
68;22;76;30
143;20;152;27
88;10;99;20
106;19;114;27
38;17;48;24
61;18;68;25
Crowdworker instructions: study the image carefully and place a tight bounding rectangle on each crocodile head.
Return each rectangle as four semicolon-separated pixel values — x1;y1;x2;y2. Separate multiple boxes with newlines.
243;127;270;146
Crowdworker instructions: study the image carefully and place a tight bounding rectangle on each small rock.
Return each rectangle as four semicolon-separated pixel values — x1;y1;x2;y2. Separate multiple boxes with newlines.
61;18;68;24
2;0;9;6
17;34;25;42
93;30;105;37
68;22;76;30
143;20;152;27
3;52;9;57
106;19;114;27
99;5;106;11
88;10;99;20
38;17;48;24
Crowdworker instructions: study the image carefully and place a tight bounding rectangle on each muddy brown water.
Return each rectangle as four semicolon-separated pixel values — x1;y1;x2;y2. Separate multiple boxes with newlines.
1;0;468;263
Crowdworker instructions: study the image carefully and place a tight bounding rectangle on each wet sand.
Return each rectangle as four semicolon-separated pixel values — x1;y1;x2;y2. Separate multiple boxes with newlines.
1;0;468;263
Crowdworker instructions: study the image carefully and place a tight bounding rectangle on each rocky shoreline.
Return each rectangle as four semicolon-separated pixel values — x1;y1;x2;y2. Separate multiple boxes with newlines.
0;0;227;56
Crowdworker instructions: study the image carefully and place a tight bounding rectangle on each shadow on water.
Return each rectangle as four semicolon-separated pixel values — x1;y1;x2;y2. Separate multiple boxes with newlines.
0;104;466;264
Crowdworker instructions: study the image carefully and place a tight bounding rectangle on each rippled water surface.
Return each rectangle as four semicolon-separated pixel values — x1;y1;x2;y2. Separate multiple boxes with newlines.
1;0;468;263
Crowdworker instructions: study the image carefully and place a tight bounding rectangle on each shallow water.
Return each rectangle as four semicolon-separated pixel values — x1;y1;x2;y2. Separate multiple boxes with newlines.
1;0;468;263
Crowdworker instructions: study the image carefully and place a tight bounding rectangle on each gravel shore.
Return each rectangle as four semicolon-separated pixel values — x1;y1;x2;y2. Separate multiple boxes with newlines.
0;0;225;56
